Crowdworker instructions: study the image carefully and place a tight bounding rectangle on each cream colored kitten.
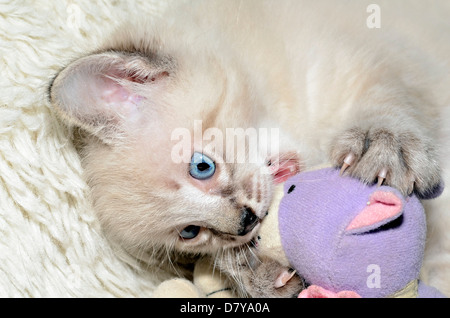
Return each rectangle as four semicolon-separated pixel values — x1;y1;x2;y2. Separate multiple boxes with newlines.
49;0;450;297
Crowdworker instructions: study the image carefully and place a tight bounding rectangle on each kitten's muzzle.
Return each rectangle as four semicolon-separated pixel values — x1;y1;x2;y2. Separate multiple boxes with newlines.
238;206;259;236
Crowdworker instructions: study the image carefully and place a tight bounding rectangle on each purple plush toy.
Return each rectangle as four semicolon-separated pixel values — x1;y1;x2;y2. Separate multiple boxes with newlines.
276;168;445;298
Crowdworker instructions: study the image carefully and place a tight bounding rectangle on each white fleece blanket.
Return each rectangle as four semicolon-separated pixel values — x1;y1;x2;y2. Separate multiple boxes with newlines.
0;0;178;297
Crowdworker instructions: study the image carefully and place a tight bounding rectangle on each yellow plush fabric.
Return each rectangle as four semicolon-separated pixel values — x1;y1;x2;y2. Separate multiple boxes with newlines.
153;278;204;298
257;184;291;268
153;259;235;298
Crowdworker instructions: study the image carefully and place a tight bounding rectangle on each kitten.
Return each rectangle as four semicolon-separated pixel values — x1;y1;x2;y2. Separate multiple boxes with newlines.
49;0;449;297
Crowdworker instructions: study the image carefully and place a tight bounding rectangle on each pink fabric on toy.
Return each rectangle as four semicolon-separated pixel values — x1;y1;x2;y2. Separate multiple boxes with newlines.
345;190;403;232
298;285;361;298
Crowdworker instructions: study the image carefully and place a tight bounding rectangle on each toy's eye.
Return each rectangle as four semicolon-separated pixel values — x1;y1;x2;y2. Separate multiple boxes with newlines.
180;225;201;239
287;184;296;194
190;152;216;180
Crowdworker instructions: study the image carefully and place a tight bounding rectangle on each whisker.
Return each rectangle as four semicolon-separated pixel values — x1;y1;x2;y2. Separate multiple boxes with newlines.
246;243;260;266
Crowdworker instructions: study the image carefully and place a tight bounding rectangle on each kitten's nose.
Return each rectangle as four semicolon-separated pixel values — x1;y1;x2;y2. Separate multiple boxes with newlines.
238;206;258;236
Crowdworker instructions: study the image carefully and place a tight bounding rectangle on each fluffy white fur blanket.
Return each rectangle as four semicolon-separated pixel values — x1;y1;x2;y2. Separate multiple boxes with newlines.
0;0;178;297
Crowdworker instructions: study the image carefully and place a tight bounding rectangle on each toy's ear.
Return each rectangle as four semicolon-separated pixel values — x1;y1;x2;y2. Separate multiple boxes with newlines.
345;190;404;235
49;51;171;143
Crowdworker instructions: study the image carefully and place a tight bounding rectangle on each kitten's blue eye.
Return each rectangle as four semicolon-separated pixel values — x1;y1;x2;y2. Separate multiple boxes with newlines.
190;152;216;180
180;225;201;239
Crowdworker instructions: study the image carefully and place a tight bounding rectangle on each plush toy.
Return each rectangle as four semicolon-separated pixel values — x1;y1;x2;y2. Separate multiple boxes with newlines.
260;167;446;298
152;258;235;298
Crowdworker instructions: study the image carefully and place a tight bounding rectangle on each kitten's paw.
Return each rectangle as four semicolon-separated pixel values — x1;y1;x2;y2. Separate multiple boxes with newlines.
242;258;305;298
330;127;442;198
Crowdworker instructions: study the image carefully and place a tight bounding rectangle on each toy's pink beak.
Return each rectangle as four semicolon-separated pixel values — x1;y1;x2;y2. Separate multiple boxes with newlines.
345;190;404;234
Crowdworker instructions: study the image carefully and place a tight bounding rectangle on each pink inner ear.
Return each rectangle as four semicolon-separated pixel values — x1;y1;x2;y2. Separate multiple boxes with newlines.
100;76;144;116
346;191;403;231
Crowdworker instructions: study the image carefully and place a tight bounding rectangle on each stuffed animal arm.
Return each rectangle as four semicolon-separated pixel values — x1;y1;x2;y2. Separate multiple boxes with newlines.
152;258;235;298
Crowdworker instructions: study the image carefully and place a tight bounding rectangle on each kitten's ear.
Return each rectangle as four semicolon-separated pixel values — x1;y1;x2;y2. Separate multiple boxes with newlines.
49;51;170;143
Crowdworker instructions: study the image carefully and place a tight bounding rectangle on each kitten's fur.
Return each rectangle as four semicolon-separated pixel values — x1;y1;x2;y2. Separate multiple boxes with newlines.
49;0;450;297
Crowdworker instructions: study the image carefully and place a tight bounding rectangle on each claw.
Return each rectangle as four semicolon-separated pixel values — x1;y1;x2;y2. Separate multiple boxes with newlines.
340;163;350;176
408;182;415;195
377;176;385;187
340;153;355;175
274;269;297;289
377;168;388;187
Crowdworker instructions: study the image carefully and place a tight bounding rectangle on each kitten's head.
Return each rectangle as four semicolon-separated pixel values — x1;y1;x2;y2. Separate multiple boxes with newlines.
49;26;300;264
